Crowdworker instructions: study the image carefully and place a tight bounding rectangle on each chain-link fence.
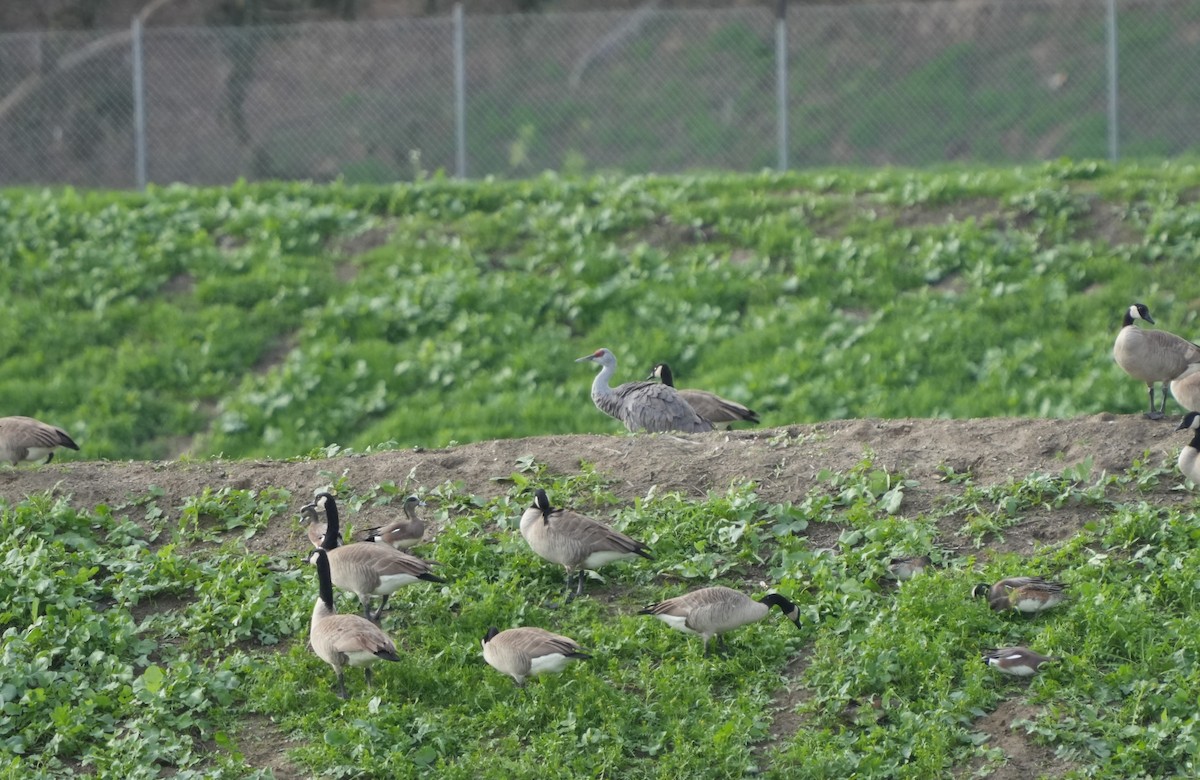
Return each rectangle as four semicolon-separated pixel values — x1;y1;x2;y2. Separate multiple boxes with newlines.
1;0;1198;189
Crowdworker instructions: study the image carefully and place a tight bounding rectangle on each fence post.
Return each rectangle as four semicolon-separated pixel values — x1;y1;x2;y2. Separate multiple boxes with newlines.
775;0;788;172
1105;0;1119;163
453;3;467;179
131;15;147;189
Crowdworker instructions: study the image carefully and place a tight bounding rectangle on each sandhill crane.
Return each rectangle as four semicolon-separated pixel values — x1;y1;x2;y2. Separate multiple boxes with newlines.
647;363;759;426
0;416;79;466
575;348;713;433
1112;303;1200;419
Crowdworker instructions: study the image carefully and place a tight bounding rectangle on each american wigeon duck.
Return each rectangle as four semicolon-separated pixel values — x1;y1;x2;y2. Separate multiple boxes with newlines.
887;555;932;582
982;646;1056;677
973;576;1066;614
361;495;428;550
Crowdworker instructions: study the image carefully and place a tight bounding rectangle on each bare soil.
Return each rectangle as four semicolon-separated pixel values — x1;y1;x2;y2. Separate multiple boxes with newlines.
1;413;1190;777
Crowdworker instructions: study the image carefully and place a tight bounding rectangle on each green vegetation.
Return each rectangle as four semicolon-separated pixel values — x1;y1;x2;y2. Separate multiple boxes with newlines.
3;160;1200;461
4;453;1200;777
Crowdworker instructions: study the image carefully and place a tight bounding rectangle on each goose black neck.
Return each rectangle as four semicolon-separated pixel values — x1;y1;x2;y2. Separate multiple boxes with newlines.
658;364;675;387
1123;310;1136;327
318;493;340;550
534;489;554;524
760;593;796;613
1191;429;1200;450
315;548;335;610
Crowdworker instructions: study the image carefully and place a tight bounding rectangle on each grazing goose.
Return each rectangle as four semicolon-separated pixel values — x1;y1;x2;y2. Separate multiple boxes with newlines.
982;646;1056;678
1170;363;1200;413
481;626;590;687
313;493;446;623
309;547;401;699
361;495;427;550
1112;302;1200;419
299;502;329;549
0;416;80;466
887;555;932;582
576;348;713;433
519;488;653;601
638;586;802;656
972;576;1067;614
647;363;759;426
1176;412;1200;484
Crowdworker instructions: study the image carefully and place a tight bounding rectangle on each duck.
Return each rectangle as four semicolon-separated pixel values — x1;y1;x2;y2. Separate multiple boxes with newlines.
646;363;759;427
309;547;402;699
576;348;713;433
519;488;653;600
972;576;1067;614
887;555;932;582
638;585;803;656
0;415;80;466
1112;302;1200;419
1176;412;1200;484
298;502;329;549
982;646;1056;677
312;492;446;623
361;495;427;550
481;626;590;687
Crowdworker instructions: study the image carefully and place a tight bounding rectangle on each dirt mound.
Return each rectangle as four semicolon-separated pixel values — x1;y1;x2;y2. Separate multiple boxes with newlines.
1;414;1189;558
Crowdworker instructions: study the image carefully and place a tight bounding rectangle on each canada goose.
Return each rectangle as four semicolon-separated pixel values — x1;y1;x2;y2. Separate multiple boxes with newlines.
972;577;1066;614
647;363;759;426
0;416;79;466
1170;363;1200;413
519;489;653;600
576;348;713;433
1176;412;1200;484
481;626;590;687
1112;303;1200;419
638;586;802;656
887;555;932;582
299;502;329;549
361;495;427;550
309;547;401;699
312;493;446;623
982;646;1056;677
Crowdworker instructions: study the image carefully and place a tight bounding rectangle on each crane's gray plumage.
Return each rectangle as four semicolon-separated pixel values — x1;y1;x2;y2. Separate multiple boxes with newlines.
982;646;1056;677
310;547;401;699
1112;303;1200;419
1176;412;1200;484
0;416;79;466
972;576;1066;614
648;363;759;426
312;493;446;623
576;348;713;433
361;495;427;550
639;586;802;656
519;488;652;600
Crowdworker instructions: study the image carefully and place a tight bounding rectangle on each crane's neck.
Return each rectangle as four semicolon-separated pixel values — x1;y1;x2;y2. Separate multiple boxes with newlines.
591;359;617;398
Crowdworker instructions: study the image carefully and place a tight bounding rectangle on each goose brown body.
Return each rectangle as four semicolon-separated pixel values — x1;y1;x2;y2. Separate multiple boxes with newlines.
639;586;802;656
312;493;446;623
1112;303;1200;418
648;363;759;426
310;547;401;698
519;489;652;600
576;348;713;433
1177;412;1200;484
0;416;79;466
481;626;590;687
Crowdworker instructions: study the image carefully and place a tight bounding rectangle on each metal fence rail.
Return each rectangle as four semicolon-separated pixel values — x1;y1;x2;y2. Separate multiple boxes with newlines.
0;0;1197;189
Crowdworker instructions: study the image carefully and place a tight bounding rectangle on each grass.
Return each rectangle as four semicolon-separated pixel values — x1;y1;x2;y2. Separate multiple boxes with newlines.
4;159;1200;461
4;454;1200;778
